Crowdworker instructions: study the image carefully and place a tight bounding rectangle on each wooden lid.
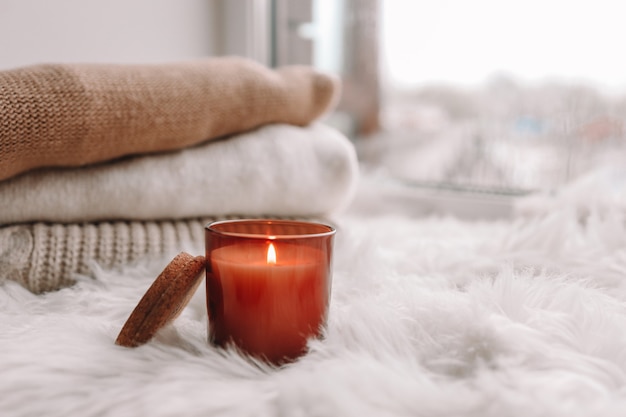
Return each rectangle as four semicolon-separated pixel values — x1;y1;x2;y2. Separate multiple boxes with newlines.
115;252;205;347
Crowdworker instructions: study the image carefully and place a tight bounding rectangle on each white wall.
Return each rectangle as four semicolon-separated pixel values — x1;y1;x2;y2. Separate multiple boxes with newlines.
0;0;220;69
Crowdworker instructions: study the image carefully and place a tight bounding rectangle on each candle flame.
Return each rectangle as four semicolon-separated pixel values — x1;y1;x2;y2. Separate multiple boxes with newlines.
267;243;277;265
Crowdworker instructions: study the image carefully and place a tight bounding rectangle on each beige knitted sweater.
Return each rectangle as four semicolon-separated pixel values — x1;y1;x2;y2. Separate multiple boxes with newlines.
0;218;215;294
0;57;339;181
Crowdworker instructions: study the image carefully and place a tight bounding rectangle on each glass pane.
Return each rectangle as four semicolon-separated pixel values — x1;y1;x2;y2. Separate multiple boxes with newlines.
310;0;626;196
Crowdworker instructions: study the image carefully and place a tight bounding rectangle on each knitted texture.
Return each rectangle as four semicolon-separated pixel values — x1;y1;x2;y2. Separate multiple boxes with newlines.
0;57;340;181
0;218;216;294
0;123;359;224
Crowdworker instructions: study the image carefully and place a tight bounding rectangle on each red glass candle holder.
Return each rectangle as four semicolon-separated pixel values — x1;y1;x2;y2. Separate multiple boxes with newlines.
205;219;335;365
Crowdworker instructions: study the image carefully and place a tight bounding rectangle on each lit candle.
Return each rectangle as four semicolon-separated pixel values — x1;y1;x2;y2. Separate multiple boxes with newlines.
205;220;334;364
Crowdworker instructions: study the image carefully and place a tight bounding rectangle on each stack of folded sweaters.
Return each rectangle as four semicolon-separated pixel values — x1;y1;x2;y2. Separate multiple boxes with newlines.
0;56;359;294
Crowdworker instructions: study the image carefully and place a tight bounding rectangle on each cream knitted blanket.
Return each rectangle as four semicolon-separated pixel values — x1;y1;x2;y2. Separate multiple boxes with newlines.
0;218;209;294
0;123;358;223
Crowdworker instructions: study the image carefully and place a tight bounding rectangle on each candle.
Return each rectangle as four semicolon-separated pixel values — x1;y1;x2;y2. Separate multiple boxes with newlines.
205;220;335;364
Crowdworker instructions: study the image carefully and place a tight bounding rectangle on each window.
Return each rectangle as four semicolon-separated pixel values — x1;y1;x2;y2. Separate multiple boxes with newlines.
301;0;626;195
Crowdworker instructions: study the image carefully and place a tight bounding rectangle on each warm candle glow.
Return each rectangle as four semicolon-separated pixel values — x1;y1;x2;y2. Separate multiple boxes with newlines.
207;219;335;364
267;243;277;265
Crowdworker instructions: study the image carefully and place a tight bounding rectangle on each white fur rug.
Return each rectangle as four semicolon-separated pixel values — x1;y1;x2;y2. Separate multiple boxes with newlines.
3;179;626;416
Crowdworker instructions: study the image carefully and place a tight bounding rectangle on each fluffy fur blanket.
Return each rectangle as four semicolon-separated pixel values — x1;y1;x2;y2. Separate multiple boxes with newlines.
2;175;626;416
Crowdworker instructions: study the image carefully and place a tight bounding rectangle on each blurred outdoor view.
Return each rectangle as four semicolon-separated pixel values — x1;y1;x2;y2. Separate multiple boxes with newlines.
316;0;626;194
